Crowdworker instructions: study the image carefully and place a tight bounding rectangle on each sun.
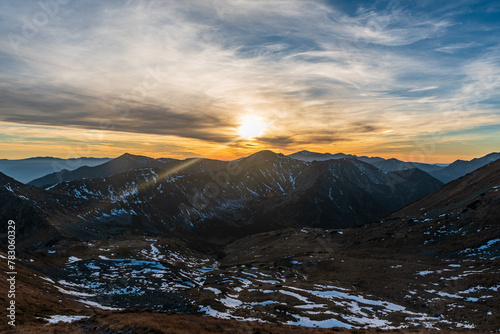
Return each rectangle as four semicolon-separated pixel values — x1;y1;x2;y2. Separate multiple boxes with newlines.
237;116;267;139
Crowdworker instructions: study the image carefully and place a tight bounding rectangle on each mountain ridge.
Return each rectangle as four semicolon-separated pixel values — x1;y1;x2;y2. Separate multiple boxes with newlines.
3;150;443;246
13;150;499;188
429;152;500;183
0;156;111;183
0;152;498;331
288;150;500;183
28;153;170;188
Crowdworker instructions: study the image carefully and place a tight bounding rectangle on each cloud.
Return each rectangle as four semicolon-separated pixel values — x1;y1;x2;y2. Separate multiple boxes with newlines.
0;85;235;143
0;0;498;159
257;133;349;147
435;42;482;53
331;5;452;46
408;86;439;92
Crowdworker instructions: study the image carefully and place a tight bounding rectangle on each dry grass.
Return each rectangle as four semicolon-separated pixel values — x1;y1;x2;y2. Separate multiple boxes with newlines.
0;259;91;333
1;323;83;334
15;310;475;334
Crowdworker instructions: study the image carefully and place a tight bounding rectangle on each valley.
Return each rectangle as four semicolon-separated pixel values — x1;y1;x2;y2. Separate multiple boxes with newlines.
0;151;498;333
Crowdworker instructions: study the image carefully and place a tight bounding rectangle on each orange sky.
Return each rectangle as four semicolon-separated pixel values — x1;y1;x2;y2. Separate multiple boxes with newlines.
1;2;499;164
0;121;496;164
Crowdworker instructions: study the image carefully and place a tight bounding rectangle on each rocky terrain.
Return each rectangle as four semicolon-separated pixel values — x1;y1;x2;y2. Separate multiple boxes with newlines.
0;152;498;332
2;151;443;245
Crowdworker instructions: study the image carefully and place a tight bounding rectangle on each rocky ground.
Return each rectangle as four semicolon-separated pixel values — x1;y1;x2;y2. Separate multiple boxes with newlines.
2;223;498;332
1;160;498;332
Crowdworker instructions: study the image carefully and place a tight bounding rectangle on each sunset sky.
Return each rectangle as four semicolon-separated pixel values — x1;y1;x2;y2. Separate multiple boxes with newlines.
0;0;499;163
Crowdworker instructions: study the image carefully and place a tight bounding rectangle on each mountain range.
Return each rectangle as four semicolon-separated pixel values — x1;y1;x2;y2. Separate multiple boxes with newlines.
0;150;498;332
288;150;500;183
0;157;110;183
428;152;500;183
0;151;495;188
1;150;443;246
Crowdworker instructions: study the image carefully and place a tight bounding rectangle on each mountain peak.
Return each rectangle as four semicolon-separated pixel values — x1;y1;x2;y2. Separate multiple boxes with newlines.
113;153;160;164
246;150;284;161
116;152;140;159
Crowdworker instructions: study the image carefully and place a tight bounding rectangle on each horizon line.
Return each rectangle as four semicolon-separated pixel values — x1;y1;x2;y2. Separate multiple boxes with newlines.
2;149;499;165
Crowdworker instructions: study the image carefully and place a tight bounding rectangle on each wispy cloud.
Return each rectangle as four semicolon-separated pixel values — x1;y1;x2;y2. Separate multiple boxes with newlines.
435;42;482;53
408;86;439;92
0;0;498;160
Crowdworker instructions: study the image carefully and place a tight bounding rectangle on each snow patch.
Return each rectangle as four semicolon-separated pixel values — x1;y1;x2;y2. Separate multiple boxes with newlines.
43;315;88;325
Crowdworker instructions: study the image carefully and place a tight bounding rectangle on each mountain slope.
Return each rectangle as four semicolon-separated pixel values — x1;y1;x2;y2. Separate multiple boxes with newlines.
0;172;65;247
364;158;500;258
200;160;500;331
2;153;497;331
35;150;443;244
0;157;110;183
243;158;443;231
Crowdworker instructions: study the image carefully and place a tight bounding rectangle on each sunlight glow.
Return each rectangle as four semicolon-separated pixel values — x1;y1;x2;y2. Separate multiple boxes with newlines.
237;116;268;139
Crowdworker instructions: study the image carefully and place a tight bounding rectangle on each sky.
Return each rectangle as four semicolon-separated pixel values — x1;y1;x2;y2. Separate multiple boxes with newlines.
0;0;499;163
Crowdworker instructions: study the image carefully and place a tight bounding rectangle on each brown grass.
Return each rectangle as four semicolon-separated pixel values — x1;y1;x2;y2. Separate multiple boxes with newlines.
0;259;91;333
7;310;475;334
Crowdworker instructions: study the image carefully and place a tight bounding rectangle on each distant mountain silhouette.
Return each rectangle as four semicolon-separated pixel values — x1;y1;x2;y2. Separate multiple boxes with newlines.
287;150;355;162
288;150;445;174
369;158;443;174
288;150;500;182
0;157;110;183
429;152;500;183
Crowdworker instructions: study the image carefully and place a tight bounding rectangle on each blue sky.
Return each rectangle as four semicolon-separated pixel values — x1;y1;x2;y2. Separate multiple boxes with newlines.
0;0;499;162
